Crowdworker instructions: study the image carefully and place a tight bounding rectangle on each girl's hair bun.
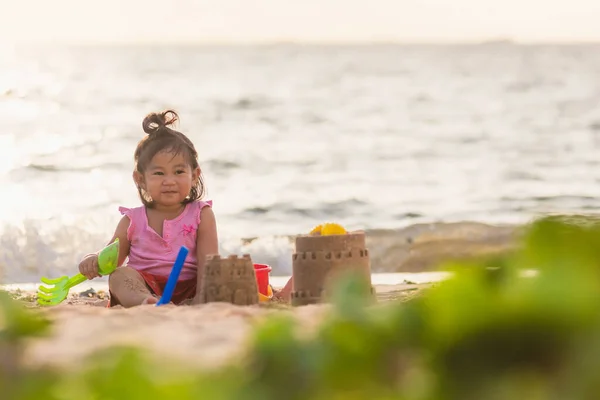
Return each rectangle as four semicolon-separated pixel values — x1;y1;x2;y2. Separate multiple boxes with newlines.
142;109;179;135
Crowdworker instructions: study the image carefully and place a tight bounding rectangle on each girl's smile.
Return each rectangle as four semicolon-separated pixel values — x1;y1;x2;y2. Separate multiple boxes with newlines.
136;150;200;211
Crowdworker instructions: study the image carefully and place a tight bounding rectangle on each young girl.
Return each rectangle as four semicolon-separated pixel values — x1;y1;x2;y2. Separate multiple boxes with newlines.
78;110;218;307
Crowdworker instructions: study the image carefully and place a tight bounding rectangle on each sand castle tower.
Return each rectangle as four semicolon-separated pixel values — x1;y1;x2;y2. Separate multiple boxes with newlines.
291;230;374;306
197;254;259;306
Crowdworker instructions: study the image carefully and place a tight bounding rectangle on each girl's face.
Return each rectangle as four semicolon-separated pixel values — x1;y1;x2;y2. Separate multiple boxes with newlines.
134;150;199;210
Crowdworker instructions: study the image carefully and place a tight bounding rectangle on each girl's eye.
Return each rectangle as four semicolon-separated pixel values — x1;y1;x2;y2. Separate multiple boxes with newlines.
176;170;185;174
153;172;164;176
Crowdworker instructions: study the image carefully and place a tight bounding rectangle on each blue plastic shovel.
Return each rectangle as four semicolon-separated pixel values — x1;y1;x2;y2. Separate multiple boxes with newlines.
156;246;189;306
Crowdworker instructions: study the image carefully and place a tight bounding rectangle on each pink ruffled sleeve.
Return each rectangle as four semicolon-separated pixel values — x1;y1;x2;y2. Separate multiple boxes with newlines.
118;206;135;241
196;200;213;225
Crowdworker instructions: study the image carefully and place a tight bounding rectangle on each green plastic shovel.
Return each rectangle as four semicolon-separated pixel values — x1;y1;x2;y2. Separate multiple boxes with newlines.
36;239;120;306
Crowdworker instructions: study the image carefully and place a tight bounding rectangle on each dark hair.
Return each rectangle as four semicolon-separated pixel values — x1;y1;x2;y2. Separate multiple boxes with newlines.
134;109;205;207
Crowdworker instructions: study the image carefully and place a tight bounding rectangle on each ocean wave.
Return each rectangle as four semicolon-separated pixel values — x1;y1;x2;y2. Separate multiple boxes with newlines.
25;162;125;173
0;219;517;284
241;199;370;219
204;159;242;171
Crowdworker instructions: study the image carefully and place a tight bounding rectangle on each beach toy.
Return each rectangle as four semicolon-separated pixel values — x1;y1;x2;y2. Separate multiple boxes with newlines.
254;263;273;302
321;223;347;235
156;246;189;306
36;239;120;306
309;222;347;236
258;285;273;302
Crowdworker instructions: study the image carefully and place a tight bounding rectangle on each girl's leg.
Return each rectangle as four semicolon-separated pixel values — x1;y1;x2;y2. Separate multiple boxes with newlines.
108;267;158;307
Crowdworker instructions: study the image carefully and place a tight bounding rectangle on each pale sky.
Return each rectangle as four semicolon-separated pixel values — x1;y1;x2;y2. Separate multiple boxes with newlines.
2;0;600;44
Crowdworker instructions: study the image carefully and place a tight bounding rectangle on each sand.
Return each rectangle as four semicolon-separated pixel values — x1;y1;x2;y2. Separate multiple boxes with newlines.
9;283;429;371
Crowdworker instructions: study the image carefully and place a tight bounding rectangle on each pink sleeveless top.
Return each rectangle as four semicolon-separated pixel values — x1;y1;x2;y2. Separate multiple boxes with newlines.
118;200;213;280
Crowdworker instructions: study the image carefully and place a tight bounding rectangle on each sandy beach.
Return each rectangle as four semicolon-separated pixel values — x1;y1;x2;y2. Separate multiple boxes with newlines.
7;283;429;372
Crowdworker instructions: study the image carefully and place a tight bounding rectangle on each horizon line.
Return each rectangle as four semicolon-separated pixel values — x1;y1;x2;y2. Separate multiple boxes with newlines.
4;38;600;47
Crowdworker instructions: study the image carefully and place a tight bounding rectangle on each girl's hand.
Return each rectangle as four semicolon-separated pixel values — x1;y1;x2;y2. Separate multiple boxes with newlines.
79;254;101;280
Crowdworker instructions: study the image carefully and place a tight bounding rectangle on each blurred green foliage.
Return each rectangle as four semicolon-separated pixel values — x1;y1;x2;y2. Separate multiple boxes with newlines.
3;216;600;399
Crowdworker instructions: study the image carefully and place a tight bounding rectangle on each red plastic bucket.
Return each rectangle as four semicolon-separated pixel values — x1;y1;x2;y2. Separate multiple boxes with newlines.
253;263;272;296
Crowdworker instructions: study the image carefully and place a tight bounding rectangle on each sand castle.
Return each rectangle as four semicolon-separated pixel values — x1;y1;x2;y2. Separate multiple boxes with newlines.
197;254;259;306
291;229;374;306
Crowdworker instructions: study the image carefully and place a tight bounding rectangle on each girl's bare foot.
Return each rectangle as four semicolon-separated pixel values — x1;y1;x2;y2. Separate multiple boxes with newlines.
141;296;159;305
272;288;291;303
272;277;293;303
